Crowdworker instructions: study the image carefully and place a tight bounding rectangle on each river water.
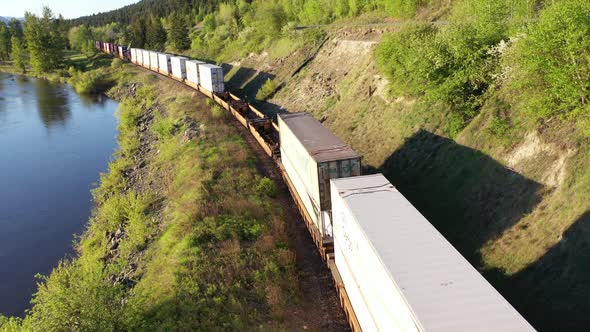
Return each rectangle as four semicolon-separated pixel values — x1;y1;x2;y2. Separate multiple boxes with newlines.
0;72;118;316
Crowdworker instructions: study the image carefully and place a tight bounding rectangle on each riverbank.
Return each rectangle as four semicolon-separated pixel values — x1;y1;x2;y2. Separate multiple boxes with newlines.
0;61;347;330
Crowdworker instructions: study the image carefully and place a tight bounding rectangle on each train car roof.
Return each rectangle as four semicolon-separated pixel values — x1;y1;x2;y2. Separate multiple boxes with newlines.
331;174;535;332
279;112;360;163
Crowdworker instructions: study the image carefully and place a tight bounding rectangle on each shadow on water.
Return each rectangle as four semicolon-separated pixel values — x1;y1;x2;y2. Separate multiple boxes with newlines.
34;79;70;128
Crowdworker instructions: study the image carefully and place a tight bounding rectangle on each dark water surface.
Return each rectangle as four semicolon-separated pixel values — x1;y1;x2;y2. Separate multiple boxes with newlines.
0;72;118;316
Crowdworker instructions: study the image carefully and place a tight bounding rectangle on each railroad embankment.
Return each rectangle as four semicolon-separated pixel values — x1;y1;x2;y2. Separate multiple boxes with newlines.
221;17;590;331
0;63;348;330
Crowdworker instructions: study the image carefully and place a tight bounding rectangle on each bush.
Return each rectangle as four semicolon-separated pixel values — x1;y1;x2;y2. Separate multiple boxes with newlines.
376;0;511;135
68;69;113;94
210;105;225;118
256;177;276;198
111;58;123;69
255;78;277;101
508;0;590;125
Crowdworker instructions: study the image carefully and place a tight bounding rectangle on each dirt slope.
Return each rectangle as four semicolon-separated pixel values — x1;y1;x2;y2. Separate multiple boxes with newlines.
225;23;590;331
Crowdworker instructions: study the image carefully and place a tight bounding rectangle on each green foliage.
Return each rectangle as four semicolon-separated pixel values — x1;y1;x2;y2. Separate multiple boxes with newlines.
10;36;26;74
152;111;178;139
145;16;167;51
7;19;23;39
68;24;95;55
167;11;190;50
68;68;113;94
376;0;515;136
256;78;277;101
0;22;10;61
508;0;590;127
111;58;123;69
24;7;67;74
128;17;146;48
256;177;277;198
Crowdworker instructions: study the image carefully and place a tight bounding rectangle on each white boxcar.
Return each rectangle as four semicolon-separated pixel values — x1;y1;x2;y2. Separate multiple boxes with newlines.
142;49;150;68
198;63;224;93
149;51;159;70
330;174;536;332
278;112;361;239
171;56;188;80
186;60;205;85
158;53;172;75
129;48;136;63
137;49;144;66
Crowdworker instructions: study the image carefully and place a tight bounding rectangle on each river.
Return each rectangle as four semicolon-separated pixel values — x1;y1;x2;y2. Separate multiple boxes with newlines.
0;72;118;316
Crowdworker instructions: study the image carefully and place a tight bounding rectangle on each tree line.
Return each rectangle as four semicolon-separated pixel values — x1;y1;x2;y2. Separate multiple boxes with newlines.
0;7;67;74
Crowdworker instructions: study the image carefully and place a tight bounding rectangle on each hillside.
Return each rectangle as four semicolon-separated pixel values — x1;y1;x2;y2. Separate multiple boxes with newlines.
214;6;590;332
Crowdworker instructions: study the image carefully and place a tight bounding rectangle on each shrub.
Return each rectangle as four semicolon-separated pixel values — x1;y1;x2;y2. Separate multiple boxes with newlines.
255;78;277;101
210;105;225;118
68;69;113;94
256;177;276;198
376;0;511;135
508;0;590;127
111;58;123;69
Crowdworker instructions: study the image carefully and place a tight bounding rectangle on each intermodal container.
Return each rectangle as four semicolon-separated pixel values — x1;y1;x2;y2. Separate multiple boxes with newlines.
158;53;172;75
330;174;536;332
130;48;137;63
149;51;159;71
171;56;188;80
198;63;224;93
186;60;205;85
142;50;151;68
278;112;361;239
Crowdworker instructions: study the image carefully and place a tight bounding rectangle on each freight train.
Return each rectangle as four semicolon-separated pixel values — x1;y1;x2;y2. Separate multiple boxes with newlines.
96;41;536;331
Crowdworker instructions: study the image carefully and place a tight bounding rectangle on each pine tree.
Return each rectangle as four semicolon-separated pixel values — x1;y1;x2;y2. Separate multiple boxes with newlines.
145;16;166;51
128;17;146;48
0;22;10;61
8;19;24;39
168;12;190;50
24;7;66;73
10;35;26;74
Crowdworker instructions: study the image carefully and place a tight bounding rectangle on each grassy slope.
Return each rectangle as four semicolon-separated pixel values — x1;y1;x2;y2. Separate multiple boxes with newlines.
0;60;322;330
220;12;590;331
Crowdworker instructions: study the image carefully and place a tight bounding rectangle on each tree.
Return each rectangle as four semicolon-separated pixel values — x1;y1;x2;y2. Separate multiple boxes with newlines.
167;12;190;50
8;18;24;39
24;7;66;73
145;16;166;51
0;22;10;61
10;35;27;73
128;17;146;48
68;25;95;54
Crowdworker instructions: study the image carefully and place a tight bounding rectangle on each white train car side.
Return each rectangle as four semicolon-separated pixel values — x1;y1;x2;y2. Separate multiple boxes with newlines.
141;49;150;68
330;174;536;332
171;56;187;80
149;51;159;71
158;53;172;75
186;60;205;85
198;63;225;93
